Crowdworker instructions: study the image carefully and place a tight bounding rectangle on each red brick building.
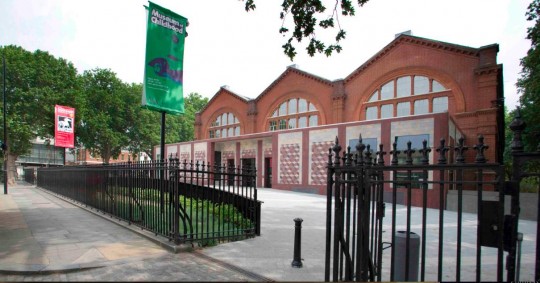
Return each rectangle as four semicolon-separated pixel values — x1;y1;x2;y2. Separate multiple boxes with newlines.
156;34;504;208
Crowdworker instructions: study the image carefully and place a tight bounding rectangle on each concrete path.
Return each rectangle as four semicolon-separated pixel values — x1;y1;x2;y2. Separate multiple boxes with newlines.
0;181;537;281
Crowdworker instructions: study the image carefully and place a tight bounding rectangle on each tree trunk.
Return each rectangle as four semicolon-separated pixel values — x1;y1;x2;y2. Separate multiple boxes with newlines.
7;153;18;185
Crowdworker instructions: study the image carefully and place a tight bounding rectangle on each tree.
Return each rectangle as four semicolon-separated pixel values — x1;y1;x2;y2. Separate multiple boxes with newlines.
0;45;80;184
125;83;161;160
243;0;369;60
169;92;208;143
517;0;540;152
77;68;136;164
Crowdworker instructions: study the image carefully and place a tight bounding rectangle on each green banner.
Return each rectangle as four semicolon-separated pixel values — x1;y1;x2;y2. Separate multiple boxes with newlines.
142;2;187;115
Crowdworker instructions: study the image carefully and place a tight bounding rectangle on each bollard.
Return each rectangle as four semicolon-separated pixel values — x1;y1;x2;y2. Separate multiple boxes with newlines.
291;218;303;268
393;231;420;281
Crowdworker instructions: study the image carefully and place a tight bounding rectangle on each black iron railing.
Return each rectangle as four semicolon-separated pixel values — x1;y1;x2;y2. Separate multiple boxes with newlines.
325;107;540;282
23;167;36;184
325;134;515;282
37;158;261;246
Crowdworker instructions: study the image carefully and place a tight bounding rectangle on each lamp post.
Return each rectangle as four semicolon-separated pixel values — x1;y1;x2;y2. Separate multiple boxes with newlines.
3;52;7;194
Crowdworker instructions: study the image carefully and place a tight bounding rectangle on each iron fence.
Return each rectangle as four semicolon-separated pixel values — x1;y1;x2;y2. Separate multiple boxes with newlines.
23;167;36;185
37;157;260;246
325;134;520;282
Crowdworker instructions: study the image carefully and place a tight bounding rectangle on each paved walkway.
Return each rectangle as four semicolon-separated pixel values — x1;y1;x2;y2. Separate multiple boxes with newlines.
0;181;537;281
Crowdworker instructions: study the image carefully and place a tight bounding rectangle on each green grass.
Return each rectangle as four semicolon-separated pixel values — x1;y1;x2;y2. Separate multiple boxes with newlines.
92;186;254;246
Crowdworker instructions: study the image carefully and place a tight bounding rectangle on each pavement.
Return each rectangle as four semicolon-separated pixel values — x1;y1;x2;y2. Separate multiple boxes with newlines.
0;181;537;281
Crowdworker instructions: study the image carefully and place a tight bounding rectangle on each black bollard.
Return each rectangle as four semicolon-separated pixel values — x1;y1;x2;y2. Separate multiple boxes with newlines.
291;218;303;268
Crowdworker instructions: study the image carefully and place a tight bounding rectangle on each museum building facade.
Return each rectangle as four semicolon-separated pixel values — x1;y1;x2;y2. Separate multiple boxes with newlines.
155;34;504;208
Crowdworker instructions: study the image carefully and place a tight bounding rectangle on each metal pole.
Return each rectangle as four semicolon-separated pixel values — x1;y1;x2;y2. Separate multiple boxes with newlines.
3;53;7;194
291;218;303;268
161;112;165;162
160;111;165;212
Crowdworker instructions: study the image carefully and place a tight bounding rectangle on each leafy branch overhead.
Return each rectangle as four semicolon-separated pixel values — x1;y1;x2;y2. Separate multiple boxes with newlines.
243;0;369;60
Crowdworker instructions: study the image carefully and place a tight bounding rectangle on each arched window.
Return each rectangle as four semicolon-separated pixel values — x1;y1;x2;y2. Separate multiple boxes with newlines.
364;75;449;120
209;112;240;139
268;98;319;131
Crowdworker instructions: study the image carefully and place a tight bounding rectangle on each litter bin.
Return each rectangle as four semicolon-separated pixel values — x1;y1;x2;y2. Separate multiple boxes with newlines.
392;231;420;281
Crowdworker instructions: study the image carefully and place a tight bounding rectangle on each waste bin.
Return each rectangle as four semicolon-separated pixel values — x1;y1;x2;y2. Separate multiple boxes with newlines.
392;231;420;281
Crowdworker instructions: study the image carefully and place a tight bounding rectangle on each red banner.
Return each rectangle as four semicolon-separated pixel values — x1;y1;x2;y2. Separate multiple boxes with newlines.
54;105;75;148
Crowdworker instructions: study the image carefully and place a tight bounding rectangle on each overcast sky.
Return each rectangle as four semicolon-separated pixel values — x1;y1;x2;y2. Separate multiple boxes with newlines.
0;0;531;110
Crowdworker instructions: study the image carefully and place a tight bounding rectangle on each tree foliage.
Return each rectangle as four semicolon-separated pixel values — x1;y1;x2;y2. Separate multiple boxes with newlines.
243;0;369;60
0;45;79;183
517;0;540;151
77;68;137;164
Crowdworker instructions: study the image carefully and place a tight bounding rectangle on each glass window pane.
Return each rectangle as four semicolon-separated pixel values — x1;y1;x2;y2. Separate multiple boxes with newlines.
414;76;429;95
222;113;228;125
432;80;446;92
414;99;429;115
298;99;307;112
288;118;296;129
289;99;297;114
228;128;233;137
272;109;278;117
222;128;228;138
433;97;448;113
228;113;234;124
279;119;287;130
234;117;239;123
380;81;394;100
215;129;221;138
381;104;393;118
279;102;287;116
209;130;214;138
298;117;307;128
396;76;411;98
235;126;240;136
397;102;410;117
214;117;220;127
309;102;316;111
368;91;379;102
366;106;378;120
309;115;318;127
269;121;277;131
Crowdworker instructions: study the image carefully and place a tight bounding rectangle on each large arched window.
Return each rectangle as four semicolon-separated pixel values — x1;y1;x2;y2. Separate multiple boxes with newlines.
268;98;319;131
365;75;448;120
208;112;240;138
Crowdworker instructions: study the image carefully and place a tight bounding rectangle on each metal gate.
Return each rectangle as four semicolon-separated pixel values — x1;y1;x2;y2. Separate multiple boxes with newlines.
325;109;537;282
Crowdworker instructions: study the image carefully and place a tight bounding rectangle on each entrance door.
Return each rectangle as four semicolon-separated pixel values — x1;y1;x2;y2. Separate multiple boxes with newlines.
264;157;272;188
241;158;255;187
214;151;222;184
227;159;235;186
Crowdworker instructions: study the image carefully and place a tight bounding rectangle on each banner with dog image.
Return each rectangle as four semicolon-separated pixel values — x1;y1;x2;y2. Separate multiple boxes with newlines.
142;1;187;115
54;105;75;148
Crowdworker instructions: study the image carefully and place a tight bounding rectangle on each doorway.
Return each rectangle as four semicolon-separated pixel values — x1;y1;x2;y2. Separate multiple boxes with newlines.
264;157;272;188
241;158;256;187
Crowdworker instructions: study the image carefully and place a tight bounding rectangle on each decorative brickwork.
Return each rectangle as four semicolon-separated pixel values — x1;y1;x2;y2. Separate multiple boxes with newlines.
221;151;235;165
264;147;272;156
310;141;333;185
241;149;256;159
279;144;300;184
180;152;191;163
194;151;206;163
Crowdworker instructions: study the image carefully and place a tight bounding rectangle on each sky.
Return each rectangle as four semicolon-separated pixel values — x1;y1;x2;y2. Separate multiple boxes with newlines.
0;0;532;110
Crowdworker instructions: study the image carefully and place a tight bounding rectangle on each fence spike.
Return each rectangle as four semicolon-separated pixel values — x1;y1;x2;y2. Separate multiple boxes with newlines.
390;140;400;165
404;141;415;165
419;139;431;165
377;144;386;166
509;107;526;153
436;138;449;164
345;146;352;166
327;148;333;166
454;136;468;164
474;135;489;163
356;133;366;165
365;144;373;166
333;136;342;166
